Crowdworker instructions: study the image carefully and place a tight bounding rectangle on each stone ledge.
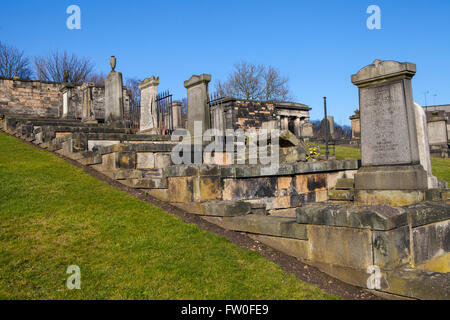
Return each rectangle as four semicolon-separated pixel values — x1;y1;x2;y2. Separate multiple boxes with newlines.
173;200;251;217
296;203;407;231
403;201;450;227
164;159;360;179
203;215;307;240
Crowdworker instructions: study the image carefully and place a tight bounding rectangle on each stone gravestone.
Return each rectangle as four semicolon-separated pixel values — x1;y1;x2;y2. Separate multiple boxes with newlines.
139;76;159;133
184;74;211;137
414;102;438;188
105;56;124;126
427;111;448;145
351;60;428;205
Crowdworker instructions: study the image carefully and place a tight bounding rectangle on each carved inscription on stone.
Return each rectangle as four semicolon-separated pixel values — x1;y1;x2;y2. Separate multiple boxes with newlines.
360;82;412;166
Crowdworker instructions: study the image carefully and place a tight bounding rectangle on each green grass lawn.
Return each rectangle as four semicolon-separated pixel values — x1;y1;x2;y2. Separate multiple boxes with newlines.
0;132;336;300
312;144;450;183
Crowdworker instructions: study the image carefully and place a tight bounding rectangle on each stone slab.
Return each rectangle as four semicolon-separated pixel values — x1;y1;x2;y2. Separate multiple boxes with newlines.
296;203;407;231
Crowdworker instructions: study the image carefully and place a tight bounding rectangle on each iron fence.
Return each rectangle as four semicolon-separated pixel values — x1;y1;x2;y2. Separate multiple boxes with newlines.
155;90;173;135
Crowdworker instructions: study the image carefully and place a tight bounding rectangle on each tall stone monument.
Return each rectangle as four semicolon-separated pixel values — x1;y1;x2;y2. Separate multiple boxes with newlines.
105;56;124;126
139;76;159;133
351;60;428;205
184;74;211;137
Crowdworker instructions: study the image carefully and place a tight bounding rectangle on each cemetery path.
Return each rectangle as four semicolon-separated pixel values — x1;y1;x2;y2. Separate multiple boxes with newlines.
43;145;381;300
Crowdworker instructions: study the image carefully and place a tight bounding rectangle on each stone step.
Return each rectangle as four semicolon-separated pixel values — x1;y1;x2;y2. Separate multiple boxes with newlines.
112;170;144;180
142;169;164;178
122;178;168;189
335;178;355;190
328;189;354;201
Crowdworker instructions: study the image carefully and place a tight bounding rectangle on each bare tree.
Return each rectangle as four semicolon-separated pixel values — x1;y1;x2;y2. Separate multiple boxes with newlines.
0;42;33;79
87;72;106;86
125;78;140;107
34;50;94;84
263;66;291;101
215;61;292;102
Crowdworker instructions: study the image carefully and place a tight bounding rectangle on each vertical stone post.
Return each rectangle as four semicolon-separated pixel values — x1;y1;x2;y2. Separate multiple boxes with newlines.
139;76;159;133
81;82;97;123
59;83;74;118
351;59;428;205
327;116;335;138
171;101;183;129
294;117;301;137
105;56;125;126
184;74;211;137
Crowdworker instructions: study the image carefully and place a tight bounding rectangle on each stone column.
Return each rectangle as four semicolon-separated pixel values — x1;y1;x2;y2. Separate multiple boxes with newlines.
351;59;428;205
184;74;211;137
281;116;289;131
139;76;159;133
81;82;97;123
105;56;124;126
59;83;74;118
171;101;182;129
294;117;301;137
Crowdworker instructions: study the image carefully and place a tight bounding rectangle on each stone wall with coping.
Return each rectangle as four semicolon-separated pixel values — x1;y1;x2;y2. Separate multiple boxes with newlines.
0;78;131;121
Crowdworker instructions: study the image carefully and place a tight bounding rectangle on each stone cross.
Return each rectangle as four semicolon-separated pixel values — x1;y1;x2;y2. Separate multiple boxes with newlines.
105;56;124;126
184;74;211;137
351;59;429;203
139;76;159;133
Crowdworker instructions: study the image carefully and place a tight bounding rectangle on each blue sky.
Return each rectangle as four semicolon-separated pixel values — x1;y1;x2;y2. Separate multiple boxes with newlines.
0;0;449;125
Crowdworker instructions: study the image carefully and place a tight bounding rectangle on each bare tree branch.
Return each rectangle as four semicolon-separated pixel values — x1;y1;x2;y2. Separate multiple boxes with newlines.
0;42;33;79
33;50;94;84
216;61;292;102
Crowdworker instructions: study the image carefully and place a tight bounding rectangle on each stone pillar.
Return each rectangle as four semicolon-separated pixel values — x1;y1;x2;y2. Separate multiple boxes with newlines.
171;101;183;129
351;59;428;205
294;117;301;137
80;82;97;123
281;116;289;131
139;76;159;133
327;116;335;138
184;74;211;137
59;83;74;118
105;56;124;126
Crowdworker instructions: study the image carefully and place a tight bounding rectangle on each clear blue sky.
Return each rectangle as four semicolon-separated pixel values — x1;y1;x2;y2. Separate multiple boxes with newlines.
1;0;449;125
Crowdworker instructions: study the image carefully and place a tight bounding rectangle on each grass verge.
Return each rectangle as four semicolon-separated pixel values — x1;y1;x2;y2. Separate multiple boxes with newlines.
0;132;336;300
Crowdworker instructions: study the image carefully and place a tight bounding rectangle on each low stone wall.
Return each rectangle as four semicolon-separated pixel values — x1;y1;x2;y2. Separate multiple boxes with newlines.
164;160;359;213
